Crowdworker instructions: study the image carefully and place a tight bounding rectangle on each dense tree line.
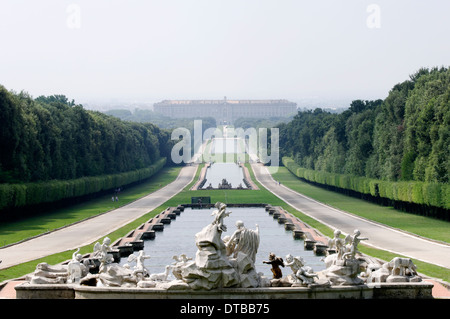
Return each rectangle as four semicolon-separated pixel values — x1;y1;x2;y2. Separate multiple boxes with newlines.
0;87;173;184
105;108;217;157
278;67;449;184
233;116;294;130
105;108;217;131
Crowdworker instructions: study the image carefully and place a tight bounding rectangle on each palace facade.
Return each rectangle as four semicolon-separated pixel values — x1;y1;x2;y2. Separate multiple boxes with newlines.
153;97;297;124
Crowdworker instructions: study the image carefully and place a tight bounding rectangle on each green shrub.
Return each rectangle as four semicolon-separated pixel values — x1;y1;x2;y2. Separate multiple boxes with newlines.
0;158;166;211
282;157;448;209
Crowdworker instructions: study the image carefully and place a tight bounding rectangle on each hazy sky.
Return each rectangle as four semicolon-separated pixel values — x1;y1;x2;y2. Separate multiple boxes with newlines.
0;0;449;106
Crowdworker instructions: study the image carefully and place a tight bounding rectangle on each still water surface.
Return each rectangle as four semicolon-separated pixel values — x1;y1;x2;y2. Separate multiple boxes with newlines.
201;163;247;189
120;207;325;278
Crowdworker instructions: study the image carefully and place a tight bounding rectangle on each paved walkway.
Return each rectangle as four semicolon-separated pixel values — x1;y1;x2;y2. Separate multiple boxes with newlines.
0;164;198;270
251;163;450;269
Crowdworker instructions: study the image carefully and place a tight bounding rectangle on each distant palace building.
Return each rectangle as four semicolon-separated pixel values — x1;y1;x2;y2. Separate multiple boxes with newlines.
153;97;297;124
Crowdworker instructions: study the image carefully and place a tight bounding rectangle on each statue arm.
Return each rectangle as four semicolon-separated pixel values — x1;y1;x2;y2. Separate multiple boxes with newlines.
227;230;239;246
72;248;80;259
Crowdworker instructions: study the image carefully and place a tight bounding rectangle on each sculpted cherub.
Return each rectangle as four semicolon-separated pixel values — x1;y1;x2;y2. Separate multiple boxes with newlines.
342;229;368;261
263;252;284;279
285;254;318;285
211;202;232;232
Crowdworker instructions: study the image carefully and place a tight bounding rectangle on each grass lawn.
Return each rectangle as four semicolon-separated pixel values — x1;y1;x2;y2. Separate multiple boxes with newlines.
0;166;182;248
269;166;450;244
268;166;450;282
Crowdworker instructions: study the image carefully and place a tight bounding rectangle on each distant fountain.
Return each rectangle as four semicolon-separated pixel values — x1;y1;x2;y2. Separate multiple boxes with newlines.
218;178;232;189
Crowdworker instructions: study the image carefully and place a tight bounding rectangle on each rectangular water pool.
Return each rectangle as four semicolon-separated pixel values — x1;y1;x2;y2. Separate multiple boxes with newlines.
119;207;325;279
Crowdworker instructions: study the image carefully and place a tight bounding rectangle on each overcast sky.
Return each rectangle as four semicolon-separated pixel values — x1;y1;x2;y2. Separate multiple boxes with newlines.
0;0;448;107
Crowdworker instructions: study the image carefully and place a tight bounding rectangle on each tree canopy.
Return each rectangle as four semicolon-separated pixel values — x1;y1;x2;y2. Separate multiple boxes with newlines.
279;67;449;184
0;88;173;184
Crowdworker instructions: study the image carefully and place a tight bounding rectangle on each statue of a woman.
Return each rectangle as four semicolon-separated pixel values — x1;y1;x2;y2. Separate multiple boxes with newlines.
226;220;260;263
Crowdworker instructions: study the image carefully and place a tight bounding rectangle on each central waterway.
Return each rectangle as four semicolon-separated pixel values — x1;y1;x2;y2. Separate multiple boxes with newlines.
201;162;247;189
119;207;325;279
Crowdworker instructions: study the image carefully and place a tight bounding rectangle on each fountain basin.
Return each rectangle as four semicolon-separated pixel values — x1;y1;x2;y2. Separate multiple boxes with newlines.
15;281;433;299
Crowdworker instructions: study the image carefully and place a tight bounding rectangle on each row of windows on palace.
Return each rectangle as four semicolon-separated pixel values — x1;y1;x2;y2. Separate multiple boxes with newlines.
154;105;297;118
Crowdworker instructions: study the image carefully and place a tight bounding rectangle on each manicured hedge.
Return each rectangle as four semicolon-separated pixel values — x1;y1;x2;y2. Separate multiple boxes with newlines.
0;157;166;211
283;157;449;210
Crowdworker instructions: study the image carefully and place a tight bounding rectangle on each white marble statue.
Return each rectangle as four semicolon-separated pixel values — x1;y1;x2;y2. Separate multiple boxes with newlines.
177;202;265;290
95;263;137;287
126;250;151;279
211;201;232;232
92;237;115;272
149;265;172;281
321;229;368;285
172;254;193;279
180;202;240;289
67;248;90;284
367;257;421;283
327;229;345;261
29;262;69;285
388;257;418;277
284;254;318;285
342;229;368;261
226;220;260;263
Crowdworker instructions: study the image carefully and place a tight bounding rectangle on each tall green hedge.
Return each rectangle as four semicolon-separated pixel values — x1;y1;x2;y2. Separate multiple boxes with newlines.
0;157;166;212
283;157;449;210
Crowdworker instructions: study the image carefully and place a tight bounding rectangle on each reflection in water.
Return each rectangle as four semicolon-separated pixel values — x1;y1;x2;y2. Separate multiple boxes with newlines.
201;163;247;189
120;207;325;278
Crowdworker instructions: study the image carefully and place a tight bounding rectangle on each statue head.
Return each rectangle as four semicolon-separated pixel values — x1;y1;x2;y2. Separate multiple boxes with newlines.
180;254;188;261
286;254;293;263
334;229;341;237
36;262;49;270
235;220;244;228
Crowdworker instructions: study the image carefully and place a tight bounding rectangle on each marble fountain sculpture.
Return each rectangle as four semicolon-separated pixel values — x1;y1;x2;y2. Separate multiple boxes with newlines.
20;202;428;298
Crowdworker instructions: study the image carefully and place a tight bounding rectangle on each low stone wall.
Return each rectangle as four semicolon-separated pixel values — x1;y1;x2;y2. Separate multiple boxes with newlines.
111;205;185;258
265;205;330;256
15;282;433;299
